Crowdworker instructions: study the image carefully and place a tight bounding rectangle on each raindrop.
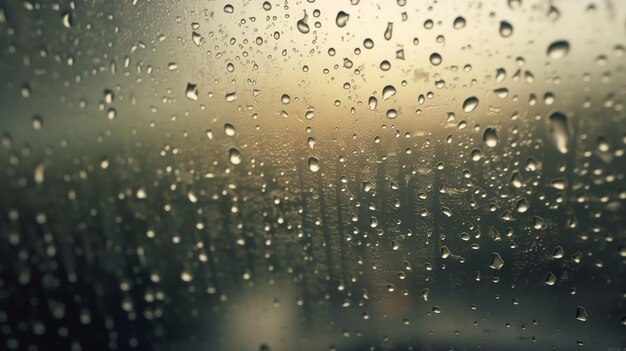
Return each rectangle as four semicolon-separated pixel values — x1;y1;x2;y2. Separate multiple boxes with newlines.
548;111;570;154
575;306;588;322
453;16;466;29
386;109;398;119
368;96;378;110
308;157;320;172
363;38;374;49
224;123;236;136
186;83;198;101
489;252;504;269
499;21;513;37
384;22;393;40
229;147;241;165
223;4;234;13
297;12;310;34
336;11;349;27
516;198;529;213
262;1;272;11
483;128;498;147
463;96;479;112
547;40;570;59
429;52;442;65
281;94;291;104
544;272;557;285
382;85;396;100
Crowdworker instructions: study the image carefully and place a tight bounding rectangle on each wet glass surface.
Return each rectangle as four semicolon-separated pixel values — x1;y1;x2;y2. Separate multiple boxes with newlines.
0;1;625;350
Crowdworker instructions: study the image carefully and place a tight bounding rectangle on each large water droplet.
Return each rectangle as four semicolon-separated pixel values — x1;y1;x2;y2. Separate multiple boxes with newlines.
483;127;498;147
463;96;479;112
382;85;396;100
499;21;513;37
336;11;349;27
489;252;504;269
547;40;570;59
229;147;241;165
308;157;320;172
297;12;310;34
575;306;588;322
548;111;570;154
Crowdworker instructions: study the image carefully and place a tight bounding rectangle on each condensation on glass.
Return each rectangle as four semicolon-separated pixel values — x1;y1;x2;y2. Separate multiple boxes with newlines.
0;0;625;350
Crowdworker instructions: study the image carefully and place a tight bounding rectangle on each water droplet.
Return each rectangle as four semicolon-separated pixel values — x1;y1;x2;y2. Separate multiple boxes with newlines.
223;4;234;13
225;92;238;102
386;109;398;119
552;246;565;259
483;127;498;147
544;272;557;285
453;16;466;29
336;11;349;27
308;157;319;172
463;96;479;112
547;40;570;59
548;111;570;154
368;96;378;110
262;1;272;11
186;83;198;101
382;85;396;100
224;123;236;136
297;12;310;34
429;52;442;65
575;306;588;321
384;22;393;40
229;147;241;165
441;246;451;259
34;162;45;184
32;115;43;130
363;38;374;49
281;94;291;104
380;60;391;71
499;21;513;37
489;252;504;269
61;11;73;29
516;198;529;213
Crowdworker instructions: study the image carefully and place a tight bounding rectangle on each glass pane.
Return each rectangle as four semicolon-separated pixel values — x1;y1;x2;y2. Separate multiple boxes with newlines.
0;1;625;350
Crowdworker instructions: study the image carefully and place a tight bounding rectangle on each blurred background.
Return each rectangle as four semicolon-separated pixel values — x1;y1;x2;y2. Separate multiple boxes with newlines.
0;0;625;350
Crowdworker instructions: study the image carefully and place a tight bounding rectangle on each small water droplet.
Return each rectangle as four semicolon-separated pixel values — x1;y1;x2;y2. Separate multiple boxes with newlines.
384;22;393;40
453;16;466;29
186;83;198;100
